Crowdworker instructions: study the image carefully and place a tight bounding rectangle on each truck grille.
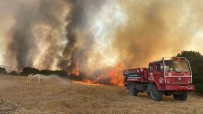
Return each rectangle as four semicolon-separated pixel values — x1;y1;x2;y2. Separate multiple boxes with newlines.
166;77;190;84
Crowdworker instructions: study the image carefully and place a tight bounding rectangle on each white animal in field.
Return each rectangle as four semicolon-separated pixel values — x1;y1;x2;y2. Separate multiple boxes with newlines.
26;73;33;84
26;73;45;85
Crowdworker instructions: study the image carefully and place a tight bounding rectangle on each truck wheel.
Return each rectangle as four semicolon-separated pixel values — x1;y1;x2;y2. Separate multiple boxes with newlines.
128;83;138;96
173;92;187;101
149;84;163;101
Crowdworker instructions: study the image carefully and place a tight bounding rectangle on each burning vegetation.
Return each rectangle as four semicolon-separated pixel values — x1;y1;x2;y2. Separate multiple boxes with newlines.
0;0;203;86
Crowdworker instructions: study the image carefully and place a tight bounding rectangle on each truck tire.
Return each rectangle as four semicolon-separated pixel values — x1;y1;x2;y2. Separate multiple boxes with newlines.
173;92;187;101
149;84;163;101
128;83;138;96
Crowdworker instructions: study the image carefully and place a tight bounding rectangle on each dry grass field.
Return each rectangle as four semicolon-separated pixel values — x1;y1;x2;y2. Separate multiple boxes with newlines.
0;74;203;114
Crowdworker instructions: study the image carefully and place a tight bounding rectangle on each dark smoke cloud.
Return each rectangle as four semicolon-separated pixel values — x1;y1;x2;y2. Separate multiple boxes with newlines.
34;0;67;69
58;0;106;72
4;0;67;69
6;2;37;69
3;0;107;72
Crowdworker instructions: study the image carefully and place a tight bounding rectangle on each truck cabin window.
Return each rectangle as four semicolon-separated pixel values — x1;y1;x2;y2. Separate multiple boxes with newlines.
164;60;190;72
149;66;153;72
156;63;163;71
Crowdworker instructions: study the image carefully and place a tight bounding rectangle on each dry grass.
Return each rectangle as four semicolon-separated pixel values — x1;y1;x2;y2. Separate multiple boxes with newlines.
0;74;203;114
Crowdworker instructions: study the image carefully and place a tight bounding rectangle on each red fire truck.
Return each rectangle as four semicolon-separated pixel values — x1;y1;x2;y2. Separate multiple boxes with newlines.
123;57;195;101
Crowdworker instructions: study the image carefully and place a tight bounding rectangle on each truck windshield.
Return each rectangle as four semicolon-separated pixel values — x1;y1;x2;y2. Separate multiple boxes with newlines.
164;60;190;72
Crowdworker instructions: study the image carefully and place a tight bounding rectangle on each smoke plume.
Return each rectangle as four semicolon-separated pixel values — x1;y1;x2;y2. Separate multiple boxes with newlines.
114;0;203;68
0;0;203;83
3;0;69;70
58;0;106;73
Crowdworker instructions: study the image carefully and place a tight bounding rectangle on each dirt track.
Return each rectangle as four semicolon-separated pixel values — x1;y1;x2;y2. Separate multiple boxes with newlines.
0;74;203;114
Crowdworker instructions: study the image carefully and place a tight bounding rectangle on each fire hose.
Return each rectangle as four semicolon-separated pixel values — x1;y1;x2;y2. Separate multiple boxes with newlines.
117;87;128;94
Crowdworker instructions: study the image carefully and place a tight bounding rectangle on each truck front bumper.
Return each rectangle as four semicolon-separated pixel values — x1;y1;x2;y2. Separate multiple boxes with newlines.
164;84;195;91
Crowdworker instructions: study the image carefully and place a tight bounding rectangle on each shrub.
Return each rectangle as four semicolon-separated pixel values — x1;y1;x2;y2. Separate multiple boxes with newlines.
177;51;203;95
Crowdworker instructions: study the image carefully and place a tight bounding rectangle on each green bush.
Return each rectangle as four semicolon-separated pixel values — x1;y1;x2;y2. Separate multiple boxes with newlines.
177;51;203;95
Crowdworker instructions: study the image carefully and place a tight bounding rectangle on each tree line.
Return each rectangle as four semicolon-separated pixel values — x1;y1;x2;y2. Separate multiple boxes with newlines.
0;67;83;81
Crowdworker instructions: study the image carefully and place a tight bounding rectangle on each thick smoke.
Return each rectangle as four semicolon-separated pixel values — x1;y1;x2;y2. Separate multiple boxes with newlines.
114;0;201;68
6;1;37;69
3;0;68;70
58;0;106;73
1;0;203;83
33;0;69;70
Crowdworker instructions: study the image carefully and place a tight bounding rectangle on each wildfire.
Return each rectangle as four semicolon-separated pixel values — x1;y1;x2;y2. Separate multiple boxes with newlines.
108;63;124;86
72;58;124;86
73;80;103;86
93;63;124;86
69;58;80;76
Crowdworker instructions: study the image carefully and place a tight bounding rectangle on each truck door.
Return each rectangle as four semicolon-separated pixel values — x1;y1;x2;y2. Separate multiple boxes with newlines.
148;64;154;81
155;63;163;75
154;63;164;84
148;63;164;88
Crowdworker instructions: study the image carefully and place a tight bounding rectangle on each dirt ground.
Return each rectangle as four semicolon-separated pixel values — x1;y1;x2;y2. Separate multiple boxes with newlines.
0;74;203;114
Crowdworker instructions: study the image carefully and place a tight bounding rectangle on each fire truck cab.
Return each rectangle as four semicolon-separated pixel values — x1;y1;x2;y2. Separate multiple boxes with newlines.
123;57;195;101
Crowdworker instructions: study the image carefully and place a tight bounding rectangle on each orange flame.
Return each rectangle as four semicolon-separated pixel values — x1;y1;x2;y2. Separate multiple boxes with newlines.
72;59;124;86
93;63;124;86
73;80;103;86
71;58;80;76
108;63;124;86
